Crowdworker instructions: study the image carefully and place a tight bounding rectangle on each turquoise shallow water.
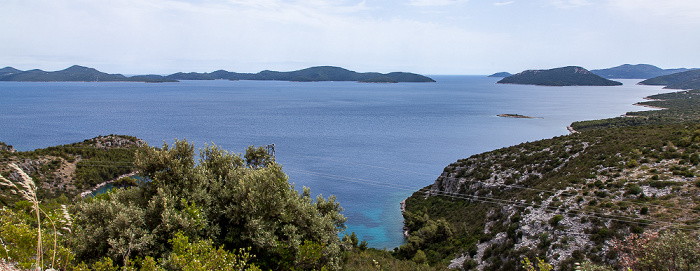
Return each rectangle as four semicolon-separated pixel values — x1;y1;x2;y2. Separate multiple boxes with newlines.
0;76;665;248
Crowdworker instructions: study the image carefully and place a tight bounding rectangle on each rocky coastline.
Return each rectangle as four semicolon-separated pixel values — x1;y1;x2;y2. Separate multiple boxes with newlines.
79;172;138;198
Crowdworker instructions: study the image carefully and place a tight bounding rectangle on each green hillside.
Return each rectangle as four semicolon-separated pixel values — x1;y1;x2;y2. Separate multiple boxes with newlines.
638;69;700;88
667;76;700;90
0;66;22;76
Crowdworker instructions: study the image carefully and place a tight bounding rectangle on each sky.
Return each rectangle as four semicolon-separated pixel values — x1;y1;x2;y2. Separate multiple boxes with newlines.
2;0;700;75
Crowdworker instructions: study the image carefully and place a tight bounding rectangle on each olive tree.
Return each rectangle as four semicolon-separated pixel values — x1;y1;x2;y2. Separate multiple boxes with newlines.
72;140;346;270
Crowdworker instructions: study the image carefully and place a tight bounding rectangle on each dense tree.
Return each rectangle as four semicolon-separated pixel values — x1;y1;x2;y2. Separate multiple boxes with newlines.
72;141;346;270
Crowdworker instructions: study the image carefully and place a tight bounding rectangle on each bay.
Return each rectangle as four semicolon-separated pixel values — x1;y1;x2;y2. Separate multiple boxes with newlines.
0;76;665;248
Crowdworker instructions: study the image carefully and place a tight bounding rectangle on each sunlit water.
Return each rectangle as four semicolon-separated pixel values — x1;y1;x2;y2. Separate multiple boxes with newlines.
0;76;665;248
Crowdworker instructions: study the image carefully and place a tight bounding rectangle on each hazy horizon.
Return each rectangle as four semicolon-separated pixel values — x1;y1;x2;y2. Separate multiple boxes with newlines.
3;0;700;75
0;63;695;77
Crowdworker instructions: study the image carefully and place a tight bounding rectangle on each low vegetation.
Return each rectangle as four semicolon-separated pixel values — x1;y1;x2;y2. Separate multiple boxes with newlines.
571;89;700;132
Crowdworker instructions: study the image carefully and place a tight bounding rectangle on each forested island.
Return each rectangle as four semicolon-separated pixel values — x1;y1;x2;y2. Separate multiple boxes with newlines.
638;69;700;90
591;64;693;79
497;66;623;86
166;66;435;83
0;65;177;83
0;65;435;83
487;72;512;78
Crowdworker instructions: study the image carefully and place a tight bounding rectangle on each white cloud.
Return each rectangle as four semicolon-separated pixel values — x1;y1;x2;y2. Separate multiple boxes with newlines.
494;1;515;6
2;0;699;74
0;0;504;74
407;0;467;7
548;0;591;9
608;0;700;24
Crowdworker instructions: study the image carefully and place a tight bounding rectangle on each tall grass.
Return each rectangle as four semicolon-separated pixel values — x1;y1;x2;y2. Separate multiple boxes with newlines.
1;164;42;270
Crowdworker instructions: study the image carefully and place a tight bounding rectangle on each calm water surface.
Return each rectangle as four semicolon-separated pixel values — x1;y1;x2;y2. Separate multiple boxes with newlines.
0;76;665;248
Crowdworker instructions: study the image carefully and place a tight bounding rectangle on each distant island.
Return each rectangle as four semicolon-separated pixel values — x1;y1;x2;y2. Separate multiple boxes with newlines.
165;66;436;83
487;72;512;78
0;65;435;83
638;69;700;90
0;65;176;83
497;113;538;118
497;66;623;86
591;64;693;79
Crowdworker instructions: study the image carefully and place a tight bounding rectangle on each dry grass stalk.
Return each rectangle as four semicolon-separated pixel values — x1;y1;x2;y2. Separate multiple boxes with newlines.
0;209;8;259
38;207;58;269
60;205;72;233
0;164;42;270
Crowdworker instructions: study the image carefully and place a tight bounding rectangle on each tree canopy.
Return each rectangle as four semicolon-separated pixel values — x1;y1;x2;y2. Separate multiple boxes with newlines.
72;141;347;270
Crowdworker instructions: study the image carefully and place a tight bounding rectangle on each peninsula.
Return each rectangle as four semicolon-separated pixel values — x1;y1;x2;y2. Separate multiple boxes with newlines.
497;66;622;86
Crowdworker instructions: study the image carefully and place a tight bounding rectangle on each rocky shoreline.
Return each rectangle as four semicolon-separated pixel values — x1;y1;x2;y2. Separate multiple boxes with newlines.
399;200;410;238
79;172;137;198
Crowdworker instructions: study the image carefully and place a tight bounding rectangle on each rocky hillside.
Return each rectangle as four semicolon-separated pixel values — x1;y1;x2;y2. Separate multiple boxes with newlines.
0;142;15;153
0;135;143;203
401;89;700;270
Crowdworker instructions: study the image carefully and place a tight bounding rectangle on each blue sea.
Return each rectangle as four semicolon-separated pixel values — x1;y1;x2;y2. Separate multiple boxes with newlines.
0;76;665;248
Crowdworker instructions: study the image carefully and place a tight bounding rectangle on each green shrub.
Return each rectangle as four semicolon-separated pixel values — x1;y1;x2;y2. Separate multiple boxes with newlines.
164;232;259;270
613;230;700;271
549;215;564;227
626;185;643;195
640;207;649;215
522;257;553;271
412;250;427;265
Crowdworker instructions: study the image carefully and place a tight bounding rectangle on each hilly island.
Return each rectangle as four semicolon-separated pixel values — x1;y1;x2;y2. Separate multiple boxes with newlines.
487;72;512;78
591;64;693;79
0;65;435;83
497;66;622;86
638;69;700;90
